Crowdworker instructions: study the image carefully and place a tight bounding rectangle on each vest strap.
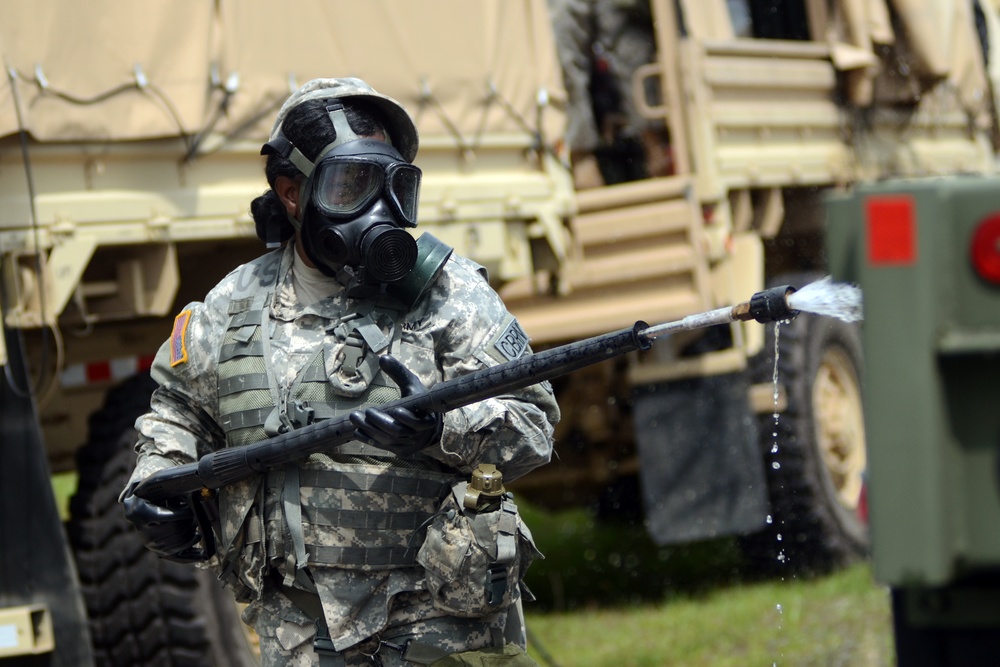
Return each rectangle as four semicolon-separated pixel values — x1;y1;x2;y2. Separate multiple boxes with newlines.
306;545;416;567
222;397;389;431
297;469;451;497
227;309;263;329
334;441;396;458
283;464;310;587
269;574;342;667
220;340;265;362
219;373;271;397
221;407;273;433
495;497;520;564
228;296;255;316
304;506;434;531
300;362;329;383
353;314;392;353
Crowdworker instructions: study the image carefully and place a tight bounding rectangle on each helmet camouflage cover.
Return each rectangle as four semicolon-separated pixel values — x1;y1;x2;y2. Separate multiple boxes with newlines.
267;77;419;163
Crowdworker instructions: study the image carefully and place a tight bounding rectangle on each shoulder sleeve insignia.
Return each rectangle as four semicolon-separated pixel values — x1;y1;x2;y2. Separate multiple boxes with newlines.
490;316;529;362
169;309;192;367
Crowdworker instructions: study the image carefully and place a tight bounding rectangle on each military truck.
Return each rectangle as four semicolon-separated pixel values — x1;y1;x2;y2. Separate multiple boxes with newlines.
826;175;1000;665
1;0;998;663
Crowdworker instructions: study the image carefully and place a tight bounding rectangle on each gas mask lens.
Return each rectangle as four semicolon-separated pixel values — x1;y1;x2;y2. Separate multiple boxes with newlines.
313;158;421;226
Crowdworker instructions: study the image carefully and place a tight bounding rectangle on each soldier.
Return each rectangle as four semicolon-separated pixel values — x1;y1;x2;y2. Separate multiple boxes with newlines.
121;77;560;666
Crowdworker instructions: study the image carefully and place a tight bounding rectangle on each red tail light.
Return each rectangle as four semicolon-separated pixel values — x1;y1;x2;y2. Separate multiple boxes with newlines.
970;213;1000;285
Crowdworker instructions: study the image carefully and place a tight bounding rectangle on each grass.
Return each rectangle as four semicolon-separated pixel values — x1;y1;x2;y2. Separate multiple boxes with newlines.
50;471;78;521
518;502;746;611
517;502;895;666
524;563;894;666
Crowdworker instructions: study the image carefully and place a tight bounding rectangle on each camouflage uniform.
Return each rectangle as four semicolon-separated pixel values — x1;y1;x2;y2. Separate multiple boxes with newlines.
126;240;559;665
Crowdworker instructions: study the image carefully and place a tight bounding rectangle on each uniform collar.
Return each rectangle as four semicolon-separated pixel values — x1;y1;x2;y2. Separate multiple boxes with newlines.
271;242;351;322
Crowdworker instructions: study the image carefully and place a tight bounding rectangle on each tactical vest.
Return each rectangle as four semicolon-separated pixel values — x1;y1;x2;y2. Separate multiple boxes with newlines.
216;239;458;583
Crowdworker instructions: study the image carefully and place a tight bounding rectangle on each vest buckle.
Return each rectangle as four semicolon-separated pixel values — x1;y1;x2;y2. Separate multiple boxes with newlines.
287;400;316;429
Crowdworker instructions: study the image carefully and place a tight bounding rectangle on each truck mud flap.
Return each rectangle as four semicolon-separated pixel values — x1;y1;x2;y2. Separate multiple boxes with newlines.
633;371;769;545
1;326;95;666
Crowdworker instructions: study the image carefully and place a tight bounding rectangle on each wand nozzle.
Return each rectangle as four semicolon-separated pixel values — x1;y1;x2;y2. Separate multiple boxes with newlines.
731;285;799;323
639;284;801;341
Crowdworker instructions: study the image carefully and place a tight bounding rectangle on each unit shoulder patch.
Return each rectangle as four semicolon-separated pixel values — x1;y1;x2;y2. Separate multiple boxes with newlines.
170;309;192;367
490;317;529;362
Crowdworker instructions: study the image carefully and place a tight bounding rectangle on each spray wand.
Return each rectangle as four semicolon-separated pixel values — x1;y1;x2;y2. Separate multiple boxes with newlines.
134;285;802;507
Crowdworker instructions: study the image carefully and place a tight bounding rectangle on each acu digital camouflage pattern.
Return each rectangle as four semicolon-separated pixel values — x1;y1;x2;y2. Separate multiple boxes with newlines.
418;484;541;618
126;239;559;664
248;587;511;665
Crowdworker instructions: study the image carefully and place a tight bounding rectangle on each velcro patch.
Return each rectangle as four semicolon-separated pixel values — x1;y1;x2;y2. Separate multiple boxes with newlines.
491;317;529;362
170;310;192;367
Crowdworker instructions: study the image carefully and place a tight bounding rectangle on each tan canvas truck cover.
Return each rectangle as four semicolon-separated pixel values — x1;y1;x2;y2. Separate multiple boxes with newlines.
0;0;565;145
817;0;994;116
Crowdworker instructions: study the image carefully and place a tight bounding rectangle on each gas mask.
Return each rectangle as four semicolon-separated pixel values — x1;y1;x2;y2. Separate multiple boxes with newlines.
298;138;421;294
261;100;422;296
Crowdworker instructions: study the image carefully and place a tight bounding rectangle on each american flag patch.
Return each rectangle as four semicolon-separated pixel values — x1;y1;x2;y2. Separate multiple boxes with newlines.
170;310;192;367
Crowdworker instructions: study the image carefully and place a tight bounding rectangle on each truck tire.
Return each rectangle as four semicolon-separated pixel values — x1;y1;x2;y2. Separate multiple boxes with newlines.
66;372;259;667
741;274;869;575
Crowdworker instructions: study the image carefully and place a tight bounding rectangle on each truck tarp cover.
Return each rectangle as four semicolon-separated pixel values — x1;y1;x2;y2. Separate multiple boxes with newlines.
0;0;565;145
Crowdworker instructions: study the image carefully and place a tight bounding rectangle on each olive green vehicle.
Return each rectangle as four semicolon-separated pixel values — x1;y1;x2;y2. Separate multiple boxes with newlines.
826;175;1000;666
1;1;998;664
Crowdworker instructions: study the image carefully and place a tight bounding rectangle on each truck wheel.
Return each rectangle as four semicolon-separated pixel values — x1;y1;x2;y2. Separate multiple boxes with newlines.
741;276;869;575
66;372;259;666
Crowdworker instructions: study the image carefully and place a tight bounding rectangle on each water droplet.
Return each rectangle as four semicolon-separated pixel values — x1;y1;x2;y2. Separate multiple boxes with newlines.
776;534;783;541
766;515;773;524
776;603;783;613
770;443;778;453
771;461;781;470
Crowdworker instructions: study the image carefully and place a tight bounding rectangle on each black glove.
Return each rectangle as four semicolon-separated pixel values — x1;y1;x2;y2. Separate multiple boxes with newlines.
349;355;443;457
122;483;206;563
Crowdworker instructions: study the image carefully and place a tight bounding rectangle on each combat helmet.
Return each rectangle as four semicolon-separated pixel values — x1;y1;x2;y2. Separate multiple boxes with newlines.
263;77;419;164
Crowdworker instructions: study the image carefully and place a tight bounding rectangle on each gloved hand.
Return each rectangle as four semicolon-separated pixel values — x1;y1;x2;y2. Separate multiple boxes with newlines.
349;355;443;457
122;483;207;563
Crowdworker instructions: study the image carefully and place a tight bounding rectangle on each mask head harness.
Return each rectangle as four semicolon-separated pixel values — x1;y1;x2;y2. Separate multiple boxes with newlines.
260;79;421;297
